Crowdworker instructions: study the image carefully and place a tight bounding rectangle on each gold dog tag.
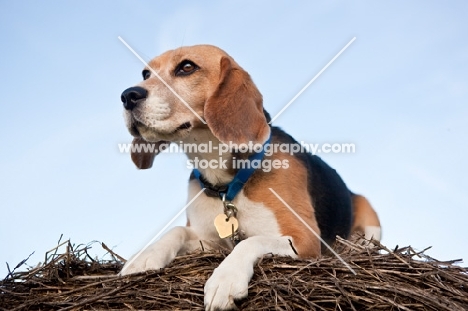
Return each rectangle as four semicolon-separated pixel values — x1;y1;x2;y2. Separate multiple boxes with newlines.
214;214;239;239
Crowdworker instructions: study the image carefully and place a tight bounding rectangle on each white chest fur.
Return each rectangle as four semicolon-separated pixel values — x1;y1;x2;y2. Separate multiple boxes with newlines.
186;181;282;243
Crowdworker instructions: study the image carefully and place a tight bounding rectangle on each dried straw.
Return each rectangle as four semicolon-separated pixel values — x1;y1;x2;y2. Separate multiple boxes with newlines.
1;237;467;310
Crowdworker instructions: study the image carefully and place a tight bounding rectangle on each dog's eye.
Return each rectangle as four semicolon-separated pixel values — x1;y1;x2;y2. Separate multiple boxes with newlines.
142;69;151;80
175;60;199;76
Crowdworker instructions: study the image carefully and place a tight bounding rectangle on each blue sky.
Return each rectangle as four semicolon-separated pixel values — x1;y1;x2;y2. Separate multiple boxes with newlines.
1;1;467;277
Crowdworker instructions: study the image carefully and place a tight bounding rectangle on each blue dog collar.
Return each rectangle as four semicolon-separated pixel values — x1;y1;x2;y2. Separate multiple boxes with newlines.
193;134;272;202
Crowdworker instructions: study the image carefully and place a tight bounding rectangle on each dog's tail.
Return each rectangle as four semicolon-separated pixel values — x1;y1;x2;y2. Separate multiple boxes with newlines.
350;193;381;241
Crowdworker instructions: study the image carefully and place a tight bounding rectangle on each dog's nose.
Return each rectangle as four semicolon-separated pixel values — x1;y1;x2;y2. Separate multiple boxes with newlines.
121;87;148;110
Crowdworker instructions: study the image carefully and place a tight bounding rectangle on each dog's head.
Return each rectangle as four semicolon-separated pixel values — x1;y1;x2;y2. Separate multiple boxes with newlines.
121;45;270;169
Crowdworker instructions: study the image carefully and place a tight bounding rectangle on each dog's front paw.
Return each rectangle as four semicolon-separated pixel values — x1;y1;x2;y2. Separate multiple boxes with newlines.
119;248;168;276
204;264;251;311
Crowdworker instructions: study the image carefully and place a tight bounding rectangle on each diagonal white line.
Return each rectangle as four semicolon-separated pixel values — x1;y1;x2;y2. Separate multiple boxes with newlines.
118;36;207;124
120;188;206;274
268;187;357;275
269;37;356;124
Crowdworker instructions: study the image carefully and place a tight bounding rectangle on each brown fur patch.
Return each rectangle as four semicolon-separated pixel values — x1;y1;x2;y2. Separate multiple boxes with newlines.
245;153;321;258
351;194;380;234
204;57;270;146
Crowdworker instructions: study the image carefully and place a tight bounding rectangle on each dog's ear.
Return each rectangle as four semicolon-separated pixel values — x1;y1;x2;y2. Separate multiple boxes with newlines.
130;137;168;169
205;57;270;145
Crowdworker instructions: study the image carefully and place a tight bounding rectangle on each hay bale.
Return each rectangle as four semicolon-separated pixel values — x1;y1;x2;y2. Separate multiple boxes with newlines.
1;238;467;310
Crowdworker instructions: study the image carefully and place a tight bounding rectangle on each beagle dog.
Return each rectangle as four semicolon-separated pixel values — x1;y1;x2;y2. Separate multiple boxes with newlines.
119;45;381;310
